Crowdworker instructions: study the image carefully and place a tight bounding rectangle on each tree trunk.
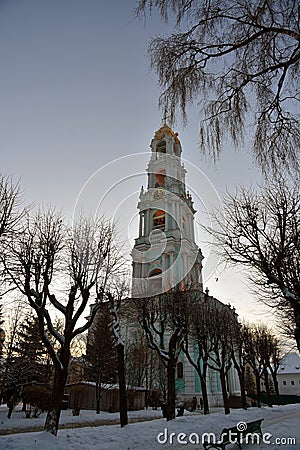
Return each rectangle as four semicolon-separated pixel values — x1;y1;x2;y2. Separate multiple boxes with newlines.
96;381;100;414
44;366;68;435
237;367;247;409
165;358;176;421
200;372;209;415
220;370;230;415
44;347;70;435
7;388;18;419
117;343;128;427
263;368;272;406
254;372;261;407
293;305;300;353
271;371;279;396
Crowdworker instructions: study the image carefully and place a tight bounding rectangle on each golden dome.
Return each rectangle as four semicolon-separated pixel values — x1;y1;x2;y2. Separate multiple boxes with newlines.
154;124;180;143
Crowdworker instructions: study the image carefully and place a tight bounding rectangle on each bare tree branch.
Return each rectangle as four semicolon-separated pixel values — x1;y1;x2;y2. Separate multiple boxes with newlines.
137;0;300;173
207;174;300;350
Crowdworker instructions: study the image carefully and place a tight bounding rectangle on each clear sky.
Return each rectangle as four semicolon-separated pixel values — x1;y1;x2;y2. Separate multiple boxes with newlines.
0;1;272;325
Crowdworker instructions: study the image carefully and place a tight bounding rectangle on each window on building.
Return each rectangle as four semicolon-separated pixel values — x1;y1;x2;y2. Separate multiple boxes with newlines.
157;141;166;154
177;362;184;379
291;380;295;385
153;210;165;230
148;269;162;296
283;381;286;385
155;170;166;186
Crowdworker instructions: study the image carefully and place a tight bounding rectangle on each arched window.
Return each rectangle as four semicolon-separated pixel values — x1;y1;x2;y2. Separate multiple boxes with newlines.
177;362;184;379
153;210;165;230
149;268;162;295
155;170;166;187
149;268;162;277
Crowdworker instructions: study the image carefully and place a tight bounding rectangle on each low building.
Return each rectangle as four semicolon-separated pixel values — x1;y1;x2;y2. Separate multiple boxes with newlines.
65;382;146;411
277;353;300;396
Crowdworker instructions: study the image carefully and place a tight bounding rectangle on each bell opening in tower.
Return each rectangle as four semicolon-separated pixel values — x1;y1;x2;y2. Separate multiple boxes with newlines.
153;210;165;230
155;170;166;187
156;140;166;155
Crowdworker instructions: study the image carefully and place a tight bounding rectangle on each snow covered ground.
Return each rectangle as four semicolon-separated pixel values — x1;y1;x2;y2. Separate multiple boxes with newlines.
0;403;299;449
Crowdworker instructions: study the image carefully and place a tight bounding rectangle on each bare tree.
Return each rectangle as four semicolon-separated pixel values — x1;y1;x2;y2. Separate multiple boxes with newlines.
136;0;300;173
0;175;25;298
206;301;237;415
0;174;23;239
229;323;250;410
182;294;213;415
1;210;116;435
243;324;273;408
134;289;192;421
0;302;4;358
244;365;256;398
208;176;300;351
243;326;261;407
126;330;150;388
267;334;281;397
256;325;281;401
125;330;163;408
106;280;130;428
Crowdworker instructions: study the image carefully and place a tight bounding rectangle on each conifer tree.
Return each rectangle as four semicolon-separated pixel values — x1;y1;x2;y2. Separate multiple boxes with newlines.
5;314;51;400
85;304;118;414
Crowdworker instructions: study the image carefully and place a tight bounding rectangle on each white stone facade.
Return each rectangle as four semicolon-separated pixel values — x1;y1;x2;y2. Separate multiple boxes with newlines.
131;124;240;407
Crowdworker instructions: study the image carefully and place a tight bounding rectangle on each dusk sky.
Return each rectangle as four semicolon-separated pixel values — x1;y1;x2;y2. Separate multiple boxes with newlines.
0;1;272;325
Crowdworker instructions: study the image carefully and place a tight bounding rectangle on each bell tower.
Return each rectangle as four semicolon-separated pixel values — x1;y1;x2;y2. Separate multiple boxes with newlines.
131;124;203;297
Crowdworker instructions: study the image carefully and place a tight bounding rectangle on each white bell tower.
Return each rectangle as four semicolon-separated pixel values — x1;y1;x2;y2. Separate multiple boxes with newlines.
131;124;203;297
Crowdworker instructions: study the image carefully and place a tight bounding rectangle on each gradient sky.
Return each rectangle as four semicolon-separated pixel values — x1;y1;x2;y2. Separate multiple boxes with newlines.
0;1;272;325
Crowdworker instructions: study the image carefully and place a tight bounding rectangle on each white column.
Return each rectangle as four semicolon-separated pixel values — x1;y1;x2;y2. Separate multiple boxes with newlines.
139;212;143;237
176;202;180;230
179;202;182;233
169;202;174;230
145;209;150;235
188;213;193;240
191;215;195;241
164;198;168;231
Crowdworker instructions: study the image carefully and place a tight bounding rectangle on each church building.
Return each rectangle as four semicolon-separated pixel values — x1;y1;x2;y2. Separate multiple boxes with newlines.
131;124;240;406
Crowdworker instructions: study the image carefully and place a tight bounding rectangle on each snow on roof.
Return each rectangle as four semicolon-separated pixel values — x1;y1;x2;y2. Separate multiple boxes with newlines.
65;381;146;390
278;352;300;374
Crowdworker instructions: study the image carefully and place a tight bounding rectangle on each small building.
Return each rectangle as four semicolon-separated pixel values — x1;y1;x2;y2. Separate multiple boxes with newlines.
277;353;300;396
65;382;146;411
